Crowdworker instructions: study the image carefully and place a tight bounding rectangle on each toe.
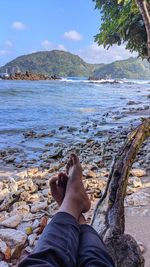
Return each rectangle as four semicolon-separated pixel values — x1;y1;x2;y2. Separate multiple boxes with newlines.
70;153;79;165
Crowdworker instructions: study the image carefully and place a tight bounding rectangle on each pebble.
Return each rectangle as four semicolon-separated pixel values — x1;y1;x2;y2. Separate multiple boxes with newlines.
31;201;47;213
130;169;146;177
28;233;37;246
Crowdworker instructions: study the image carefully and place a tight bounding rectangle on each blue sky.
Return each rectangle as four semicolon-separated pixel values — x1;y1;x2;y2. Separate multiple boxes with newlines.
0;0;136;66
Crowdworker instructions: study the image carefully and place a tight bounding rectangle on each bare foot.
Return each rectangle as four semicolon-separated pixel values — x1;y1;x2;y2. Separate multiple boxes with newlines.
59;153;91;219
49;172;68;206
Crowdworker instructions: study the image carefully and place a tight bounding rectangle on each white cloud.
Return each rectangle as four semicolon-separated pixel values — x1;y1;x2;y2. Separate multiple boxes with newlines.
0;40;13;57
41;40;66;51
5;40;13;48
0;50;9;55
12;21;26;30
78;43;137;64
63;30;82;41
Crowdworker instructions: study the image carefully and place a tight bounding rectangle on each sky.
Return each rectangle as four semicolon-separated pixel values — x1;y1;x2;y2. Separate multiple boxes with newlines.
0;0;137;66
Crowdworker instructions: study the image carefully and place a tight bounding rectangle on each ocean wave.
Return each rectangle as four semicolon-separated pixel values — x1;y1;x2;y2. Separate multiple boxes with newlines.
60;77;150;85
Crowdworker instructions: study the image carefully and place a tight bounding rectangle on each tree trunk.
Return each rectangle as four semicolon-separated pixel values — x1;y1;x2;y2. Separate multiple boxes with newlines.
136;0;150;61
92;118;150;267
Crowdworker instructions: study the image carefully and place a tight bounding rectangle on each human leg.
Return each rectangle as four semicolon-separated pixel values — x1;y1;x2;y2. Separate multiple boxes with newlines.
50;154;115;267
18;154;90;267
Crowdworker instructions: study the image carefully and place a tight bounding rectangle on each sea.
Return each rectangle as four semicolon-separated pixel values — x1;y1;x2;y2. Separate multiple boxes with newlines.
0;78;150;153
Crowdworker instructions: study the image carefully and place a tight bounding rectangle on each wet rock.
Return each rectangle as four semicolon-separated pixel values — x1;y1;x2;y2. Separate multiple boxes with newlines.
0;215;22;228
4;156;15;163
147;94;150;98
127;100;137;105
23;130;37;138
0;229;27;258
130;168;146;177
31;201;47;213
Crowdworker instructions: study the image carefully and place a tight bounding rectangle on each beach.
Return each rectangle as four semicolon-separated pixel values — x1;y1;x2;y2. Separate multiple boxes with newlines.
0;78;149;266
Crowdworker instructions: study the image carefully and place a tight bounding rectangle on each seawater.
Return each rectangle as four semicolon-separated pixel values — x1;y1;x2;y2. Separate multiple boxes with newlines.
0;78;150;150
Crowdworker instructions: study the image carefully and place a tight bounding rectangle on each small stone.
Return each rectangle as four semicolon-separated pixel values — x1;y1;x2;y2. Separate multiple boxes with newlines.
83;170;96;179
0;215;22;228
0;189;10;202
133;177;142;188
9;177;18;192
32;219;40;229
0;182;4;191
130;168;146;177
24;179;34;191
25;246;33;253
28;233;37;246
137;242;145;253
31;201;47;213
25;226;33;235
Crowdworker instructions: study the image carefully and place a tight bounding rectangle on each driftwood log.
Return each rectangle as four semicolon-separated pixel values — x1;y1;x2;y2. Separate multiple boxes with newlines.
92;118;150;267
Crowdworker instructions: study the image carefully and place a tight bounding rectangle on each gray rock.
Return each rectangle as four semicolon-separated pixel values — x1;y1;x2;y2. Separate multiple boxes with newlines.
31;201;47;213
0;229;27;258
0;215;22;228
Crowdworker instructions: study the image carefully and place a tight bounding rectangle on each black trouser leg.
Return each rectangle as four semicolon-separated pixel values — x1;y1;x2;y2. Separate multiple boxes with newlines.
19;212;80;267
77;225;115;267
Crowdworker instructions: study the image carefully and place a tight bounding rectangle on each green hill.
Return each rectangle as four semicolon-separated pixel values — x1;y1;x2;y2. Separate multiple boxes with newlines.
0;51;150;79
0;50;102;77
92;57;150;80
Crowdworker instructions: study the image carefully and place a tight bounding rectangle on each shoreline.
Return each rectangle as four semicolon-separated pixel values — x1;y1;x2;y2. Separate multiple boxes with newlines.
0;80;149;265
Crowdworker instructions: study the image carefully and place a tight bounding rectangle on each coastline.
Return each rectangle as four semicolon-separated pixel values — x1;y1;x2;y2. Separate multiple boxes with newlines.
0;80;149;266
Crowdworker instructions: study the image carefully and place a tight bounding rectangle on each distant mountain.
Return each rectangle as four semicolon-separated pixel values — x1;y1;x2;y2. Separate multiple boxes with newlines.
0;50;102;77
0;50;150;79
92;57;150;80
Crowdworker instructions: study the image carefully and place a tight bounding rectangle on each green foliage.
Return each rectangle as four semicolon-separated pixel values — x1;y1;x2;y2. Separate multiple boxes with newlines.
0;50;149;79
0;50;101;77
92;57;150;79
93;0;148;58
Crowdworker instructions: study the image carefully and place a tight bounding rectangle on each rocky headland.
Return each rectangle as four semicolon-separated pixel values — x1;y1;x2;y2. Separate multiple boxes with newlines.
5;72;61;81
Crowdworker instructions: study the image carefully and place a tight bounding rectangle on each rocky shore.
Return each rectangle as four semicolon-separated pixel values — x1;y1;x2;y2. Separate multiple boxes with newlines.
5;72;61;81
0;85;150;266
0;119;150;266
